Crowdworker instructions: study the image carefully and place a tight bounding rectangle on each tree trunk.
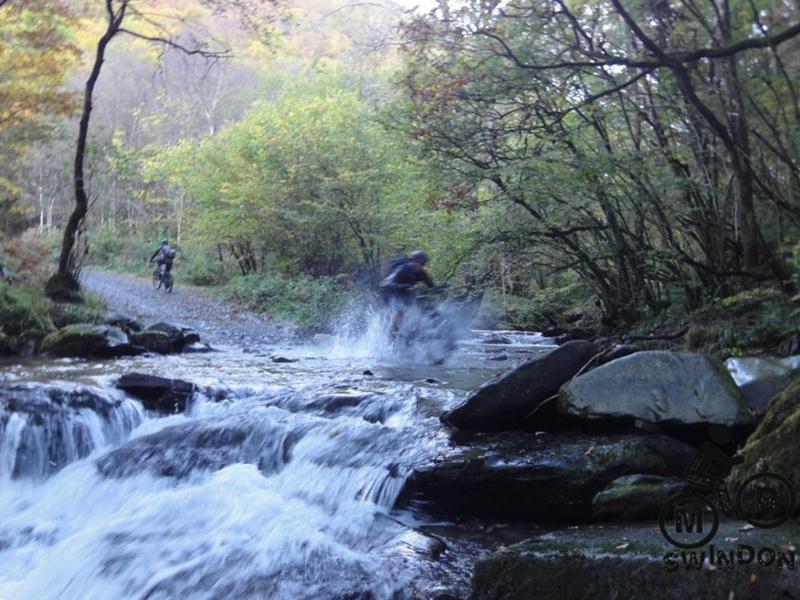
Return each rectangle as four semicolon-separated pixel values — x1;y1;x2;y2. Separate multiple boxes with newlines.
47;4;126;297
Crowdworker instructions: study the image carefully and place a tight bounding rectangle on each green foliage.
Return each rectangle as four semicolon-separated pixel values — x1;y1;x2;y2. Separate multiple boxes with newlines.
0;284;55;337
220;271;348;330
48;292;107;329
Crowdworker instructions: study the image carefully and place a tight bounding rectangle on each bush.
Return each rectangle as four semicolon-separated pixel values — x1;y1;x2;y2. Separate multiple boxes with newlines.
181;249;232;286
220;271;348;329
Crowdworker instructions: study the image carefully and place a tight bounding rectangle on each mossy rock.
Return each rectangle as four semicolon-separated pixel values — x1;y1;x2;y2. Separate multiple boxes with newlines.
40;324;120;357
729;377;800;497
591;474;689;521
129;330;172;354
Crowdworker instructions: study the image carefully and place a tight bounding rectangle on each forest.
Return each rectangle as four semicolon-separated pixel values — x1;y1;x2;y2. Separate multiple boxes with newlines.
2;2;800;600
2;0;799;353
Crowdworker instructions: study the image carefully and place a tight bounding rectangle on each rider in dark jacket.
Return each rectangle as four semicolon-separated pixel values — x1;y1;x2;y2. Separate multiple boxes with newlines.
149;239;175;274
380;251;434;299
380;251;434;335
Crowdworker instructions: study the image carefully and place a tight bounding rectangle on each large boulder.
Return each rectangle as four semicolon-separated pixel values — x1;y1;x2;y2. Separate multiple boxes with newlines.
591;474;689;521
396;432;693;522
558;351;753;434
729;377;800;501
116;372;196;413
40;323;141;358
442;340;597;431
725;355;800;412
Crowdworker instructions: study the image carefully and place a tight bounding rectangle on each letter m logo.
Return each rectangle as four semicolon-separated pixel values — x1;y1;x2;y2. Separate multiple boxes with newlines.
675;506;703;533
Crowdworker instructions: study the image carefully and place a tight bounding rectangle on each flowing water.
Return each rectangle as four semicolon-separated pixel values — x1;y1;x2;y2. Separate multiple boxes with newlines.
0;304;554;599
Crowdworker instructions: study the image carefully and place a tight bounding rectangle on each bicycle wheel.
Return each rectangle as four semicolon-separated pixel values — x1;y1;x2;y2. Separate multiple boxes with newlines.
152;270;162;290
736;472;796;529
658;491;719;549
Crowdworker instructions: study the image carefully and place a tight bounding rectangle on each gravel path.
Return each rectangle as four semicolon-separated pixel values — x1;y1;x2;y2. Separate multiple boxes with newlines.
83;270;287;348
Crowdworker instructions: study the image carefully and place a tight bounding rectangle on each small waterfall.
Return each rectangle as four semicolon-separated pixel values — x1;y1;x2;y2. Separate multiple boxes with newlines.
0;384;143;480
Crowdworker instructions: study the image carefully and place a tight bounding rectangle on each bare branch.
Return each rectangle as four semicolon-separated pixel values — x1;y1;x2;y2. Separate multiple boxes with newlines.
118;28;231;58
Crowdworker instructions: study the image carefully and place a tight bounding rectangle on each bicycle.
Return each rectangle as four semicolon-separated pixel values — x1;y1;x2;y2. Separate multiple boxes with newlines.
658;470;796;549
152;263;174;293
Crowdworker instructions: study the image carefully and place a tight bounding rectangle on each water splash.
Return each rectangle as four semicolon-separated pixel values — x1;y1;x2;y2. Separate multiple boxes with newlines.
0;384;143;480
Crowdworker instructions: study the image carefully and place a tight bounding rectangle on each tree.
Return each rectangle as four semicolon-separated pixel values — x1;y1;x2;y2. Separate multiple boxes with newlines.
46;0;234;298
398;0;800;324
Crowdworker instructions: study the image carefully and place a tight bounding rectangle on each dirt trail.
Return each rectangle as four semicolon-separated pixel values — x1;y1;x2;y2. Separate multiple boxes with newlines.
83;270;287;348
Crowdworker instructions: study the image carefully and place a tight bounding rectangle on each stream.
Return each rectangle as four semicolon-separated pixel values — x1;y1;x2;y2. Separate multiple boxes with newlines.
0;273;556;599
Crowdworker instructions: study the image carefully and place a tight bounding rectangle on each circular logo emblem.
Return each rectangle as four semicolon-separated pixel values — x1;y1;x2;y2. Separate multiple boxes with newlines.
736;473;796;529
658;492;719;549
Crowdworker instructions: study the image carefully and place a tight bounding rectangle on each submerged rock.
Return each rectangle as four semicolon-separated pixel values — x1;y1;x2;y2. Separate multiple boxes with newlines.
591;474;689;521
271;356;298;363
397;432;692;522
558;351;752;431
725;355;800;412
96;413;307;479
116;372;196;413
442;340;597;432
0;383;142;479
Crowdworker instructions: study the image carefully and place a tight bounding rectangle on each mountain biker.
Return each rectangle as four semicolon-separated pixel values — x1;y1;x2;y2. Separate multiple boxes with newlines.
149;239;176;277
379;251;435;336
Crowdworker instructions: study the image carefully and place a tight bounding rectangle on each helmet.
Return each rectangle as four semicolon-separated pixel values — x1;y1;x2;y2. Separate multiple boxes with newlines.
161;239;169;245
409;250;428;265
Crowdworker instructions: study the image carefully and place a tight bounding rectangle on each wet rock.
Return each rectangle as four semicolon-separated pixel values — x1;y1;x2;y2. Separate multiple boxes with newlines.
596;343;638;365
145;322;201;352
181;341;216;353
472;525;800;600
129;330;173;354
397;432;692;522
559;351;752;432
425;378;441;384
105;312;142;333
271;356;298;363
481;334;512;345
725;355;800;412
487;353;509;361
116;372;196;414
591;474;689;521
363;370;374;376
729;377;800;498
40;323;135;358
97;414;305;479
0;383;141;478
442;340;597;432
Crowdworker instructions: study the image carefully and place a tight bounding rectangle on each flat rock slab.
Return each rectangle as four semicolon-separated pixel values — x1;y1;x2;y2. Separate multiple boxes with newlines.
591;474;690;521
472;521;800;600
559;351;752;429
397;432;693;522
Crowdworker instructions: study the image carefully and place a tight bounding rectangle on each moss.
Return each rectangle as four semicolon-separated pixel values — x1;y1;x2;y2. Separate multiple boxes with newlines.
0;284;55;337
48;292;107;328
728;377;800;496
